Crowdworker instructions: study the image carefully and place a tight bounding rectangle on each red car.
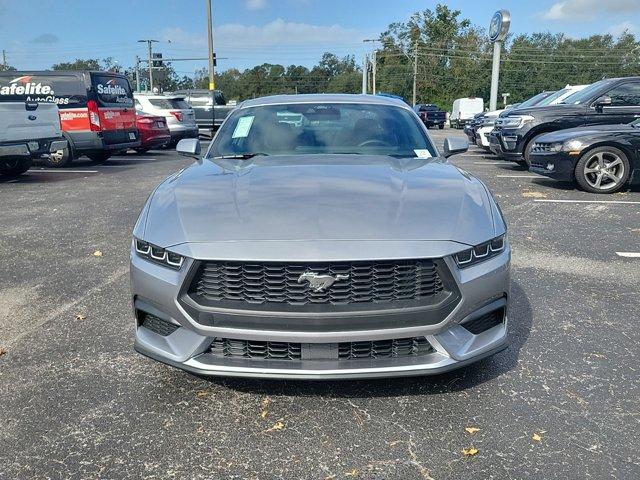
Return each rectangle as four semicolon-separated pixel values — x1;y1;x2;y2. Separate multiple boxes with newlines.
135;111;170;154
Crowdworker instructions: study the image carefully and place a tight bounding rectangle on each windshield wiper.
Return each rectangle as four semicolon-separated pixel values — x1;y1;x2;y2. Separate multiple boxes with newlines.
214;153;270;159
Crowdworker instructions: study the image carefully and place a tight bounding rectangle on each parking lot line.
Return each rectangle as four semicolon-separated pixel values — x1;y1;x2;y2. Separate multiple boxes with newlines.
473;161;505;165
616;252;640;258
534;199;640;205
31;169;99;173
497;175;537;178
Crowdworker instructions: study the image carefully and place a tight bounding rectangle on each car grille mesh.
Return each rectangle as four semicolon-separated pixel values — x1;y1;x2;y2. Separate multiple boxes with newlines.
338;337;434;359
208;337;434;361
190;259;444;306
531;142;555;153
141;313;180;337
462;308;505;335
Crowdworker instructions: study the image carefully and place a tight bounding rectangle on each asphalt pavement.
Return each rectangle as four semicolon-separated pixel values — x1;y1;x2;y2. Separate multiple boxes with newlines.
1;131;639;479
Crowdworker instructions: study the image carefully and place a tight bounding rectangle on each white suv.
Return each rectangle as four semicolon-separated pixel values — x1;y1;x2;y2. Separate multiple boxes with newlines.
134;94;198;146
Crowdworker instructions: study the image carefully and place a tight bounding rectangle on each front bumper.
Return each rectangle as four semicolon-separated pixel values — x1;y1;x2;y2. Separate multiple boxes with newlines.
0;138;67;159
131;246;510;379
529;151;576;181
169;127;199;142
489;130;524;161
475;126;494;148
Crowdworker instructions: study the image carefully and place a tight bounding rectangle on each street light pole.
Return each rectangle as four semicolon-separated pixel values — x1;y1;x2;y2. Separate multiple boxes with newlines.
362;53;368;94
206;0;216;91
412;42;418;106
363;39;380;95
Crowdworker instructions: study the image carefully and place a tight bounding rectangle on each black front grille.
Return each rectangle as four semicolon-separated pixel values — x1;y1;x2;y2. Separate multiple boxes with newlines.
338;337;434;359
189;259;445;308
462;308;505;335
531;142;555;153
141;313;180;336
208;337;434;361
210;338;302;360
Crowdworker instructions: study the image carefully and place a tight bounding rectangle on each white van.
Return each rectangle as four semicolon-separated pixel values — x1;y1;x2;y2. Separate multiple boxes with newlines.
451;97;484;129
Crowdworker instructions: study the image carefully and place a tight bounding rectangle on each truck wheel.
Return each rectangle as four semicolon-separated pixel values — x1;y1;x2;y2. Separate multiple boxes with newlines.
1;158;32;177
45;146;73;168
87;152;112;163
575;146;630;194
438;124;444;130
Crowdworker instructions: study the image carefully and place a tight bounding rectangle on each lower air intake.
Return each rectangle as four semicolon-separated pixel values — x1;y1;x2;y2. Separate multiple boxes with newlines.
462;308;505;335
141;313;180;337
338;337;434;359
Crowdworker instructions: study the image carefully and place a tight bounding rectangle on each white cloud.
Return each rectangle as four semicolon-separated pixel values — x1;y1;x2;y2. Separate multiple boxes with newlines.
245;0;266;10
543;0;638;21
162;19;362;49
607;21;637;37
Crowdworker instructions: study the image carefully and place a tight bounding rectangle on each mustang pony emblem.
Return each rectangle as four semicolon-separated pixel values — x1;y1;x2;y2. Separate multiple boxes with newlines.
297;272;349;292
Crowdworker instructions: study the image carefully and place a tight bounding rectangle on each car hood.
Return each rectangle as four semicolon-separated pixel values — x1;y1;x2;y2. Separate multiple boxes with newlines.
142;155;497;248
538;124;636;142
500;104;585;118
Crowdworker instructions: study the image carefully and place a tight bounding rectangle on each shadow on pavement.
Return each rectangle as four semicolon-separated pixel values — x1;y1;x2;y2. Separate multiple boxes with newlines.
196;281;533;398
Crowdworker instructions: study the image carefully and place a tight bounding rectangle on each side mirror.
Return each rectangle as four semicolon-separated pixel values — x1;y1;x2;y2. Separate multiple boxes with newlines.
443;137;468;158
176;138;201;158
594;95;612;108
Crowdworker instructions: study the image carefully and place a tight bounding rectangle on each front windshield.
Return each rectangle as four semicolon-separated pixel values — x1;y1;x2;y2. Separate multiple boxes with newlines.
560;80;609;105
209;102;436;158
536;88;569;107
517;91;554;109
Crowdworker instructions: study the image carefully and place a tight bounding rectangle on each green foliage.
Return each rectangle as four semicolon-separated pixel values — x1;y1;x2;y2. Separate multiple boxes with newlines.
51;58;104;71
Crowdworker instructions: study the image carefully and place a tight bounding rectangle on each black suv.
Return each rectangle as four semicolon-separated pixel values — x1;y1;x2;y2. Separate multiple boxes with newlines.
490;77;640;165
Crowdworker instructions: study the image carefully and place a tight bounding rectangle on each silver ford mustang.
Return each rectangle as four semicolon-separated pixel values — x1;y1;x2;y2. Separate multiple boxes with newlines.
130;94;510;379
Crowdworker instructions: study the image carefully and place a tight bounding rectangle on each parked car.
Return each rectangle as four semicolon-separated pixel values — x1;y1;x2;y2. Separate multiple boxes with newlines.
490;77;640;166
134;94;198;147
134;111;170;154
0;101;66;176
175;89;235;136
450;97;484;129
131;94;510;380
0;70;140;166
463;112;487;143
474;92;558;150
531;84;589;108
413;104;446;129
528;121;640;193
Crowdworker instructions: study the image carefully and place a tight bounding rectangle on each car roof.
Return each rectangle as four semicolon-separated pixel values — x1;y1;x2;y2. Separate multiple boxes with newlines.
238;94;412;109
135;93;185;100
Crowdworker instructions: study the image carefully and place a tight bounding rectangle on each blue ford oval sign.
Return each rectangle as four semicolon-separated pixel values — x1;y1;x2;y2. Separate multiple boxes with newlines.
489;10;510;42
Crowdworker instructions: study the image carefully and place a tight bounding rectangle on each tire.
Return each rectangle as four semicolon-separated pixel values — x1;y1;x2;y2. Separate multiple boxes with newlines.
44;145;73;167
516;160;529;168
438;124;444;130
134;148;150;155
87;152;112;163
574;146;630;194
1;158;32;177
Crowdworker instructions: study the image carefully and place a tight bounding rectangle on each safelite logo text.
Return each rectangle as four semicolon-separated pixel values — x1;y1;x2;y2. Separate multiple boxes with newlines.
96;79;127;96
0;76;54;95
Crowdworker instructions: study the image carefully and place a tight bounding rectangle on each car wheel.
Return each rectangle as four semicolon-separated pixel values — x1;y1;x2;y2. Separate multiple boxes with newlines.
87;152;112;163
45;146;73;167
438;124;444;130
1;158;32;177
135;148;150;154
574;146;630;194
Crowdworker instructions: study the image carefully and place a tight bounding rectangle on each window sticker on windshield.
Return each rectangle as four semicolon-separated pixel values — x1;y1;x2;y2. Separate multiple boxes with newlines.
414;149;432;158
232;115;255;138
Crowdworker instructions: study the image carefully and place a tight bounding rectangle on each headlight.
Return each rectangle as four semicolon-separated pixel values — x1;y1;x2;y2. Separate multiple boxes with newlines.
563;139;584;152
134;238;185;269
496;115;534;129
454;235;507;268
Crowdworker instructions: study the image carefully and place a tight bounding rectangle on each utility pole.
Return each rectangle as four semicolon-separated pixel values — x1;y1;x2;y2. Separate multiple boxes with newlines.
206;0;216;91
1;50;6;69
363;38;380;95
138;39;158;91
412;42;418;106
134;56;141;92
362;53;368;94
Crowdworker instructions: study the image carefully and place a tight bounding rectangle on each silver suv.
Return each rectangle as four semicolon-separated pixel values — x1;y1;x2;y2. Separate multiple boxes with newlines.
134;94;198;146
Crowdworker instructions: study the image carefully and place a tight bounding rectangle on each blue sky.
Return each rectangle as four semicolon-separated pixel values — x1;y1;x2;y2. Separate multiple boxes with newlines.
1;0;638;76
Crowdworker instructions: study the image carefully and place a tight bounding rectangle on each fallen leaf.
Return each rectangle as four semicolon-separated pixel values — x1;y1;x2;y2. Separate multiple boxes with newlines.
197;425;205;434
260;396;271;419
0;347;6;356
389;440;401;447
522;191;547;199
462;447;479;456
93;250;103;257
345;469;359;477
264;420;285;433
465;427;481;435
75;314;86;321
630;228;640;233
196;390;209;399
532;433;542;442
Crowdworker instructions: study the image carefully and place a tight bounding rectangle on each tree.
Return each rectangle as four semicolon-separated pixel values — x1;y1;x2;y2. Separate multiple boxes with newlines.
52;58;103;70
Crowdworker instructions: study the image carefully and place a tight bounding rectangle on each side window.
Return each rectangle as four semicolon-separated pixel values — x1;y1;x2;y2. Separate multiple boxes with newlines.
605;83;640;107
134;100;143;111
